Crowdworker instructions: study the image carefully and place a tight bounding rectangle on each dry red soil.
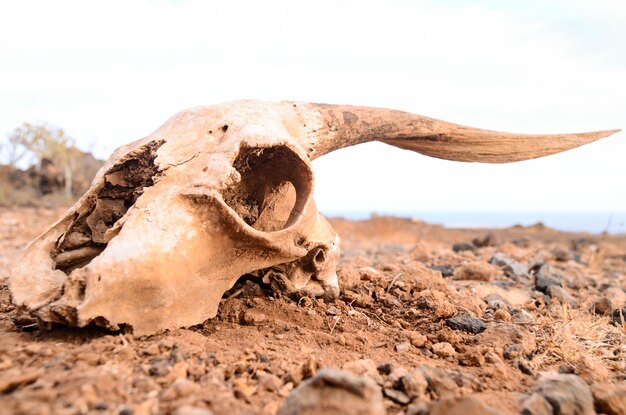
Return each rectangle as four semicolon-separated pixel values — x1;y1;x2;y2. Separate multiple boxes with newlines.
1;208;625;415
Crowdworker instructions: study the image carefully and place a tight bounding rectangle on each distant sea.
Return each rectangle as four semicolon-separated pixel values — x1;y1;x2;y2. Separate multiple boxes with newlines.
321;211;626;234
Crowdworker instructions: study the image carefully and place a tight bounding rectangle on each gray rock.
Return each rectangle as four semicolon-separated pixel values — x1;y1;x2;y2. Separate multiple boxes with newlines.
446;314;487;334
280;368;385;415
529;372;594;415
535;272;562;294
489;252;513;267
506;261;530;278
489;253;529;279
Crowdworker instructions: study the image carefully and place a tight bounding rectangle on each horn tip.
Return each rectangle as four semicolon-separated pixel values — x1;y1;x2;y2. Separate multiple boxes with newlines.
578;128;621;143
599;129;621;137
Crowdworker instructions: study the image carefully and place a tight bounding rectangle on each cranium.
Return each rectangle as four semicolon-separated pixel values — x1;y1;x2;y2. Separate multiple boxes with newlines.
8;100;618;335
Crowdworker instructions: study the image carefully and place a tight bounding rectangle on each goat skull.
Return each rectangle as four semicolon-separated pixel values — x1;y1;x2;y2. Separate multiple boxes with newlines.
8;100;618;335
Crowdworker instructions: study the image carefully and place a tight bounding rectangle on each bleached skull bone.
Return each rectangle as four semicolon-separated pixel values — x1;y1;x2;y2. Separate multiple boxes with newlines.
8;100;618;335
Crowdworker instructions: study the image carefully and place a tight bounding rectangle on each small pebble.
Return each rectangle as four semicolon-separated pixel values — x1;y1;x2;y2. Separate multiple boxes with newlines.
432;342;456;358
409;333;427;348
395;342;411;353
493;309;511;321
377;363;393;375
453;262;497;281
174;406;215;415
503;344;523;360
517;359;535;376
383;388;411;405
241;310;267;325
257;371;283;392
397;370;428;399
458;350;485;367
591;297;614;316
511;309;535;324
546;285;573;305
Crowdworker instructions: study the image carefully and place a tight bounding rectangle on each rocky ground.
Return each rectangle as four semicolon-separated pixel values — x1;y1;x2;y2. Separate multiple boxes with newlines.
1;208;625;415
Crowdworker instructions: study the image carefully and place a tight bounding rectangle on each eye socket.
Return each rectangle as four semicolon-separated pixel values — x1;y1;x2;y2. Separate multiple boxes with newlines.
223;145;313;232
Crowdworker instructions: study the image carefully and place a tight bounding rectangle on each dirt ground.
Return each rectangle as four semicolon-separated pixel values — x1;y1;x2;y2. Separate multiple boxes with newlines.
1;208;625;415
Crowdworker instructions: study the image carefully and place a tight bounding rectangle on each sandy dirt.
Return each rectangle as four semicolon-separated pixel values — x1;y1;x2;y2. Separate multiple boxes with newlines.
1;208;625;415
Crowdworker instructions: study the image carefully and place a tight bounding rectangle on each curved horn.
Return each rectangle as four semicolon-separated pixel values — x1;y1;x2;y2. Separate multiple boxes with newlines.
302;104;619;163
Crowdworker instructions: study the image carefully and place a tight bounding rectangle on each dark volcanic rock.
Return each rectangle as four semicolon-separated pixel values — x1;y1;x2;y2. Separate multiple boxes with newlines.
452;242;476;253
429;264;454;277
446;314;487;334
610;308;626;326
376;363;393;376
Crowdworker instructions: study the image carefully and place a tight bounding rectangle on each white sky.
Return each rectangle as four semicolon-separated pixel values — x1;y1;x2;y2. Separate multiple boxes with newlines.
1;0;624;214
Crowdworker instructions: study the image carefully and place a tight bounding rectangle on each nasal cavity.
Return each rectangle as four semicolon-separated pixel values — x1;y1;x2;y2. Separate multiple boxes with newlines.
223;145;312;232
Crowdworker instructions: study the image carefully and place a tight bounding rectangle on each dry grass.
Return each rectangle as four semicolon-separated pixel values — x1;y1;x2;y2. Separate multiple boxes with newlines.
532;306;625;381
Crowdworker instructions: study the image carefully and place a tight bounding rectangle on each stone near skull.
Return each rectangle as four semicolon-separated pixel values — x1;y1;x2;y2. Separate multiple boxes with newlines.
8;100;618;335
